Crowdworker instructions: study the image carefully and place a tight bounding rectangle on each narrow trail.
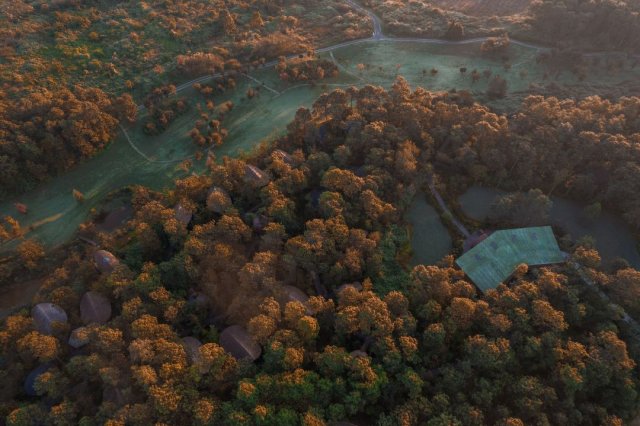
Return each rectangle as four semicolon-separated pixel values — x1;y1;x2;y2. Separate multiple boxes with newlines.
240;73;280;95
119;124;194;164
130;0;636;159
425;172;640;343
426;173;640;344
329;51;366;83
427;176;471;238
137;0;638;115
134;0;635;117
568;260;640;342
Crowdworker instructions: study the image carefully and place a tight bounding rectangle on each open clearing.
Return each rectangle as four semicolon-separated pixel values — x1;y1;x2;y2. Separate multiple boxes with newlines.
1;39;638;251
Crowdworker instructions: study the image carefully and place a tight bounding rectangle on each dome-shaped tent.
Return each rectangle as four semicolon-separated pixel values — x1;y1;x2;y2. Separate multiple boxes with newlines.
278;285;313;314
80;291;112;324
181;336;203;365
243;164;269;187
24;363;53;396
32;303;68;335
206;187;232;214
94;250;119;274
272;149;295;166
174;203;193;225
282;285;309;304
336;282;363;294
68;327;91;349
219;325;261;361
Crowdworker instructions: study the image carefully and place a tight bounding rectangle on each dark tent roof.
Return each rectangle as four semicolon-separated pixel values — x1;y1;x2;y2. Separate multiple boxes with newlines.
181;336;202;365
94;250;119;274
281;285;312;314
32;303;68;335
207;186;232;214
68;327;91;349
337;282;363;294
102;387;127;405
219;325;261;361
174;204;193;225
244;164;270;187
80;291;112;324
24;363;54;396
283;285;309;304
272;149;295;166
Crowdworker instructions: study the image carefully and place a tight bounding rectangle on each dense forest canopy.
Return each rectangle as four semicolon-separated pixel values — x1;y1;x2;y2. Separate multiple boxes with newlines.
0;0;369;198
2;0;638;198
527;0;640;51
2;0;640;423
362;0;640;52
2;83;639;425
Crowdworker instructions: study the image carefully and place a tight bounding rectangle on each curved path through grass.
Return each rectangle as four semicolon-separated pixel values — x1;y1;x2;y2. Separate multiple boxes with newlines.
1;0;638;254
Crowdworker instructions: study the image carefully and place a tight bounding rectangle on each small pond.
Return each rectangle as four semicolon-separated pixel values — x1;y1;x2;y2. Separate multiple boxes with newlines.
407;194;452;266
458;186;640;268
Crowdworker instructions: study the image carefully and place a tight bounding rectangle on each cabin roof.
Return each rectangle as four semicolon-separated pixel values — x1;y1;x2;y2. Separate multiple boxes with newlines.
456;226;565;292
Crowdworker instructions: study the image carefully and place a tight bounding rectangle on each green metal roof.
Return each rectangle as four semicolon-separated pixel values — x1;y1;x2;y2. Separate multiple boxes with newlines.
456;226;565;292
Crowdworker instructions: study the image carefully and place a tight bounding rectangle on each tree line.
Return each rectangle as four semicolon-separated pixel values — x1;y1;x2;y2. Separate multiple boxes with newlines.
1;82;638;425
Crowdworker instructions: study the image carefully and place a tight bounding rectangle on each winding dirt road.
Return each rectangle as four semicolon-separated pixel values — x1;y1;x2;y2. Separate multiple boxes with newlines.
128;0;637;162
146;0;640;116
147;0;554;111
